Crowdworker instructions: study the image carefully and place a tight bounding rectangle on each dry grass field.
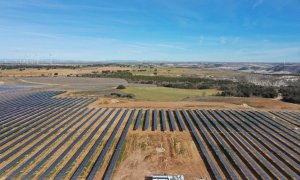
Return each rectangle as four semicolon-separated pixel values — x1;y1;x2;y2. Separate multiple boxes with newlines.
0;66;131;77
122;87;220;101
131;66;246;79
0;65;249;80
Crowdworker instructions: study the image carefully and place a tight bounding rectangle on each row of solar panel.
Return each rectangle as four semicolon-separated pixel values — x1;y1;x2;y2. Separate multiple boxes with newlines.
0;91;63;108
133;109;186;131
0;109;299;179
0;108;299;179
0;90;97;110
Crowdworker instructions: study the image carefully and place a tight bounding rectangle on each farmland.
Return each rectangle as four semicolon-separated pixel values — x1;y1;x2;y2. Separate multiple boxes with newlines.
0;66;131;77
0;88;299;179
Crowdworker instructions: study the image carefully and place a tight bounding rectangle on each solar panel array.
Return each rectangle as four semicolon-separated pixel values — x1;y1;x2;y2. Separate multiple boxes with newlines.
0;90;299;179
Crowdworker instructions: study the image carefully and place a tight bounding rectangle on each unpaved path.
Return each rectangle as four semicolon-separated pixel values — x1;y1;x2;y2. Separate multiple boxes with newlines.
19;78;59;86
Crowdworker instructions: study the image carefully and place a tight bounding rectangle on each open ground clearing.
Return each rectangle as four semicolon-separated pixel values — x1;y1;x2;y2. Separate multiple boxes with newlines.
113;132;210;179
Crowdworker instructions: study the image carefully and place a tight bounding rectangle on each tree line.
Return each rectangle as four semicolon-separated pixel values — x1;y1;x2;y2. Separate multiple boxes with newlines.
279;80;300;104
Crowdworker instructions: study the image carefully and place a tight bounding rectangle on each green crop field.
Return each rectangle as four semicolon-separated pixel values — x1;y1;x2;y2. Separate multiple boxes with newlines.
122;86;220;101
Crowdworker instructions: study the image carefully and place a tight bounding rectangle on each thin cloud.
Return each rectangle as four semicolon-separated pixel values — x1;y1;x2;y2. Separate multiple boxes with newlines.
219;37;227;44
133;42;186;51
253;0;264;9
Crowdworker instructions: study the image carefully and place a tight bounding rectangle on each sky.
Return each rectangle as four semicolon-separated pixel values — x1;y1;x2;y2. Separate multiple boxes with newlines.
0;0;300;62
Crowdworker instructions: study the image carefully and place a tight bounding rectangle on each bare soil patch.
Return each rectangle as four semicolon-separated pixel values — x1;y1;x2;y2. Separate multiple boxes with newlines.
88;97;300;111
19;77;127;91
112;132;210;180
89;98;241;109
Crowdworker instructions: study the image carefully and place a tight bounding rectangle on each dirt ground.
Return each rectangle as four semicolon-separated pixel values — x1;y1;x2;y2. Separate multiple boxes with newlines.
88;97;300;111
18;77;128;91
112;132;211;180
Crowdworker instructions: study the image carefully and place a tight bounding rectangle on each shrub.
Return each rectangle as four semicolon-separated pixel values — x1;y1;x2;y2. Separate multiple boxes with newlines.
125;93;135;99
116;85;126;89
280;85;300;104
197;84;211;89
110;93;121;97
110;93;135;99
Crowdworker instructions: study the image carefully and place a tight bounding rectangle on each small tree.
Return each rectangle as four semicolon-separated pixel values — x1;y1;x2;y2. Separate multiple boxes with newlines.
111;92;122;97
126;93;135;99
116;85;126;89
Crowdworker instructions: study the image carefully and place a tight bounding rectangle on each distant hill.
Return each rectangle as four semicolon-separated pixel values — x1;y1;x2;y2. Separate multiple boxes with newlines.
224;63;300;74
266;64;300;74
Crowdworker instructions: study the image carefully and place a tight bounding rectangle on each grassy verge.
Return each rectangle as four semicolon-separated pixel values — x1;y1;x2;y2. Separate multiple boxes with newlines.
122;87;220;101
